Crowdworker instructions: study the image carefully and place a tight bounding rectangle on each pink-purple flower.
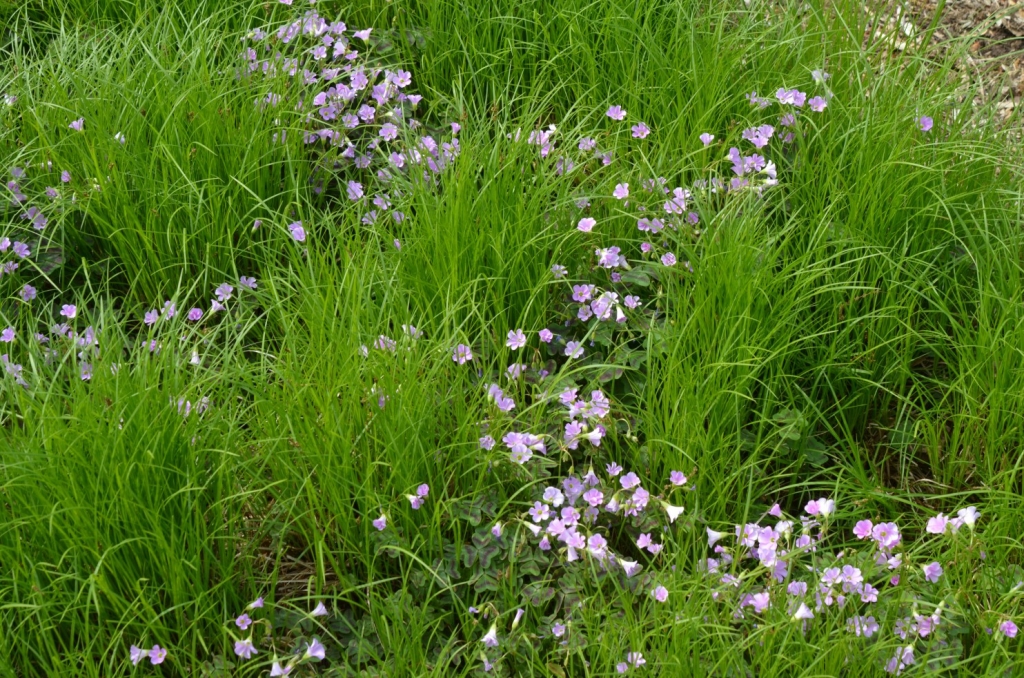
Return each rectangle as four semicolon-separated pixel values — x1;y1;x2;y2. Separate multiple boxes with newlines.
922;561;943;583
918;116;933;132
506;329;526;350
453;343;473;364
234;638;257;659
606;105;626;121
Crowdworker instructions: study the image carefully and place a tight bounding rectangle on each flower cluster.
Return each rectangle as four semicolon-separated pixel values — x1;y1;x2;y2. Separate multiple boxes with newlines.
239;7;460;232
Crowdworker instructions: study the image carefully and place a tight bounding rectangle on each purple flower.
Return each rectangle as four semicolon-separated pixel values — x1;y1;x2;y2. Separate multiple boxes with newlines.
311;602;329;617
768;503;783;517
215;283;234;302
234;638;257;659
577;217;596;232
20;284;36;302
808;96;827;112
749;591;770;614
885;646;915;675
148;645;167;665
872;522;901;549
354;28;372;40
606;105;626;121
669;470;687;486
627;652;646;668
776;89;807;107
347;181;364;201
926;514;948;534
551;264;567;278
613;183;629;200
60;304;77;319
812;69;831;83
699;132;714;146
848;615;879;637
565;341;583;359
506;329;526;350
652;585;668;602
616;663;629;674
270;662;292;676
289;221;306;242
380;123;399;140
536;328;554;344
248;597;264;610
12;241;30;258
660;252;677;266
853;519;873;539
631;122;650;139
240;276;257;290
130;645;146;665
235;613;252;630
999;620;1018;638
304;638;326;661
917;116;933;132
69;118;84;131
922;561;943;583
187;308;203;322
61;170;71;182
479;435;495;450
787;581;807;596
0;327;13;343
620;472;641;490
372;514;387;530
481;623;498;647
453;343;473;364
804;498;835;517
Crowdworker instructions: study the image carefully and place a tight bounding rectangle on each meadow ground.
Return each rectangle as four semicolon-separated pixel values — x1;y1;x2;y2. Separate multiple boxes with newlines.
1;0;1023;676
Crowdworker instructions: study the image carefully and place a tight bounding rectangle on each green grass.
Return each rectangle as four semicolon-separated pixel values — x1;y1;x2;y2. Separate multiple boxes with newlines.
1;0;1023;675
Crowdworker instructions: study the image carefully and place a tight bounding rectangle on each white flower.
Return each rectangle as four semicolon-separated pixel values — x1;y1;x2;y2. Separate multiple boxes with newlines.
957;506;980;528
663;503;686;523
793;603;814;620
